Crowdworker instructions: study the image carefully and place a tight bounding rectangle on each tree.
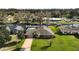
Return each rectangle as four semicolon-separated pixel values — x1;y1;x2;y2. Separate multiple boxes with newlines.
17;31;25;39
0;27;11;47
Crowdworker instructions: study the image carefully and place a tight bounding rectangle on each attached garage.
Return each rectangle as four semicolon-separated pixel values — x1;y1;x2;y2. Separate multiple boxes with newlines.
25;28;36;38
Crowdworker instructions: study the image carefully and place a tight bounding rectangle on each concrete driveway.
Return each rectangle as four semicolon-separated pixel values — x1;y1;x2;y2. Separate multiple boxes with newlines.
22;38;33;51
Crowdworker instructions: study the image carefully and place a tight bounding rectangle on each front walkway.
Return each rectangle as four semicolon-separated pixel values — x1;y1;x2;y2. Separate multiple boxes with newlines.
22;38;33;51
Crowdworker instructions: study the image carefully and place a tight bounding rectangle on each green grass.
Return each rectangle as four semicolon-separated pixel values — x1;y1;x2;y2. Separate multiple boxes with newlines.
31;26;79;51
16;39;25;49
31;39;50;51
48;26;58;32
47;34;79;51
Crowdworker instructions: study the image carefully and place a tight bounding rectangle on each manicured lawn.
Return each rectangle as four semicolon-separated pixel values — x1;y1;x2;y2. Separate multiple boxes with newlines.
47;34;79;51
31;39;50;51
31;26;79;51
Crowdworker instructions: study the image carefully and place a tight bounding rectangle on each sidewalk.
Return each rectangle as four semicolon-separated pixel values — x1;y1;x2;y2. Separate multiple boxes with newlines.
22;38;33;51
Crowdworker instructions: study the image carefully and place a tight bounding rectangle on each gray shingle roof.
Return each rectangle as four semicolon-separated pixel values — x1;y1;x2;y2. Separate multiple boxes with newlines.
15;26;24;31
36;26;54;35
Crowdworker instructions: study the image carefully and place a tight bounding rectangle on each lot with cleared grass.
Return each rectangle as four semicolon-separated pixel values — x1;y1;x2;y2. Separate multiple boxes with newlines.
31;26;79;51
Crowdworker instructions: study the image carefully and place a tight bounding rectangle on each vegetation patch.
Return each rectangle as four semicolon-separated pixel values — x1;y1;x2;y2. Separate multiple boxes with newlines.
14;39;25;51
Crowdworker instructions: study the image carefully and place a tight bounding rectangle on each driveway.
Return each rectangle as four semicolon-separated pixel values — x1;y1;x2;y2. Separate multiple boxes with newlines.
22;38;33;51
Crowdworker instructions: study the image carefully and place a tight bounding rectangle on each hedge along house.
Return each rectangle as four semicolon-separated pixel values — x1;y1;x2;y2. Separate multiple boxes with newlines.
25;26;54;39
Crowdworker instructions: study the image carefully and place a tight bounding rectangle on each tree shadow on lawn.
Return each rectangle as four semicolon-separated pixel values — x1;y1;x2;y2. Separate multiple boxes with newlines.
74;34;79;39
41;42;52;51
41;45;50;50
0;41;18;48
55;31;64;35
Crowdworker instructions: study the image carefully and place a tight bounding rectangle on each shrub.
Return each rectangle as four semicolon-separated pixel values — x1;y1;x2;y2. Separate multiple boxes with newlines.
17;31;25;39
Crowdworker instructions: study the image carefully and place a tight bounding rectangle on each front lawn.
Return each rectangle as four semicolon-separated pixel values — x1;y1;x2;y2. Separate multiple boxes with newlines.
31;26;79;51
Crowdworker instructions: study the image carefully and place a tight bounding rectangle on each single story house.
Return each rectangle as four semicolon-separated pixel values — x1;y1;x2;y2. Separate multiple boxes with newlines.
25;26;54;39
5;25;16;34
14;25;24;33
59;24;79;34
5;25;24;34
71;17;79;22
59;28;79;34
5;15;16;23
41;17;64;24
48;18;62;22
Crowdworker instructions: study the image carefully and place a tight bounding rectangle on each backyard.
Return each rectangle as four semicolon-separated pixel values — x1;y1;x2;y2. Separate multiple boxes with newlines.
31;26;79;51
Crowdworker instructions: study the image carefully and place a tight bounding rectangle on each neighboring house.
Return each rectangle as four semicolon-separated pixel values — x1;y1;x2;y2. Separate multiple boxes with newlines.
14;25;24;33
71;17;79;22
63;18;71;22
59;28;79;34
5;24;24;34
47;18;64;24
59;24;79;34
5;25;15;34
42;17;64;24
42;17;48;22
6;15;15;23
48;18;62;22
